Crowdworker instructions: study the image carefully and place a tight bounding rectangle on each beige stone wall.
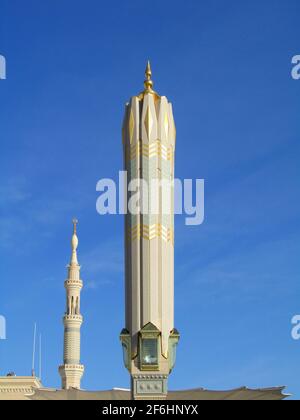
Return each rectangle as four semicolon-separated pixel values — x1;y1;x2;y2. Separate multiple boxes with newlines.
0;376;42;400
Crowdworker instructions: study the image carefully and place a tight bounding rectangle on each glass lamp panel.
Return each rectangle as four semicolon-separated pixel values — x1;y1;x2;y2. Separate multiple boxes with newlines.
141;338;158;365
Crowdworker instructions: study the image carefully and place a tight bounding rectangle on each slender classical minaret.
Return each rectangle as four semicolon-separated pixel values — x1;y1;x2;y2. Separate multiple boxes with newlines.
120;62;180;400
59;219;84;390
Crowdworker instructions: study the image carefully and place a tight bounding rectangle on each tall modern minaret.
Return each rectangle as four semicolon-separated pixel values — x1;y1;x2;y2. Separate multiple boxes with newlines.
120;62;180;400
59;219;84;390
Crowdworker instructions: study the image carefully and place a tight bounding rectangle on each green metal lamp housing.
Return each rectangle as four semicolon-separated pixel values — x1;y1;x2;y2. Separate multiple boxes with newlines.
139;323;160;371
120;329;131;371
168;328;180;373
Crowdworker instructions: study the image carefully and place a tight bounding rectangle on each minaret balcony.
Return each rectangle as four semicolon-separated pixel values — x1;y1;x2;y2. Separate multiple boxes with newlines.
64;279;83;288
63;314;83;324
59;364;84;371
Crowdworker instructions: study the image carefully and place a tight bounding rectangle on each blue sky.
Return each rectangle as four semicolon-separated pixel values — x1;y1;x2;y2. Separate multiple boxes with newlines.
0;0;300;399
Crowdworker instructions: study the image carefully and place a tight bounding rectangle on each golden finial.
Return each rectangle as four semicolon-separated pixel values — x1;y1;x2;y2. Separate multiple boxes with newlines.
144;60;154;94
72;218;78;235
138;60;160;99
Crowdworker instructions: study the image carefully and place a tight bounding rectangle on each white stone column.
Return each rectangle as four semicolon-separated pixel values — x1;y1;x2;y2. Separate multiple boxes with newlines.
121;63;179;400
59;219;84;389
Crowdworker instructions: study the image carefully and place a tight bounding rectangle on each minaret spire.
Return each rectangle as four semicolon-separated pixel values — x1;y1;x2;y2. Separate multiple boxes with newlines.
59;219;84;390
72;217;78;234
139;60;159;99
71;218;79;265
144;60;154;93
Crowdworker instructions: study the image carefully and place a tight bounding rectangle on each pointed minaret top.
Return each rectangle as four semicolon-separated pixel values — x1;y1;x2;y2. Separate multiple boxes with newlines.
143;60;155;94
137;60;160;100
71;218;79;264
72;218;78;235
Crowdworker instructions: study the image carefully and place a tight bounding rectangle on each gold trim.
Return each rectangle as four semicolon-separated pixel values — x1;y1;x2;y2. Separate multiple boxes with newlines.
164;113;169;137
129;109;134;144
137;61;161;101
128;224;174;244
127;140;174;162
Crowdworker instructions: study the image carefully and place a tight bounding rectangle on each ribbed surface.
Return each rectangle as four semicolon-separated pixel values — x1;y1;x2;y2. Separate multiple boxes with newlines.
64;330;80;364
123;92;176;358
68;264;80;281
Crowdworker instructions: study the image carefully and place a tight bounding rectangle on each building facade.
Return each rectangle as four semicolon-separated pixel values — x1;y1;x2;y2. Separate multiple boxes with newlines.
0;376;42;400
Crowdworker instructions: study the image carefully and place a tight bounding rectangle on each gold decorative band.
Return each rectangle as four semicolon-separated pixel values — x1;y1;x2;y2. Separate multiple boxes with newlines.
127;140;173;162
128;224;174;244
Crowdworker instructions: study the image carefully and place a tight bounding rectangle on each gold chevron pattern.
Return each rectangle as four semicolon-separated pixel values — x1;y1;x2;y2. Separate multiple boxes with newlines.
128;224;174;244
128;140;173;162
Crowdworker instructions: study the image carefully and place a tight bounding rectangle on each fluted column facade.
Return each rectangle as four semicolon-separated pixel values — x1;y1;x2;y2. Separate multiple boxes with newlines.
59;221;84;389
121;63;179;400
